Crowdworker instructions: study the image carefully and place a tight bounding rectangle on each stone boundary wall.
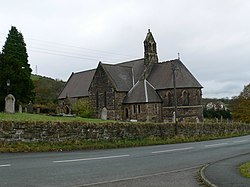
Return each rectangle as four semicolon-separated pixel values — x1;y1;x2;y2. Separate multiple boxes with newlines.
0;121;250;142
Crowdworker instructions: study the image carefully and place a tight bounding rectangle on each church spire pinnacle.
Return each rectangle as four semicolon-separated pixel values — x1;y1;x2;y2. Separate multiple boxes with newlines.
144;29;158;66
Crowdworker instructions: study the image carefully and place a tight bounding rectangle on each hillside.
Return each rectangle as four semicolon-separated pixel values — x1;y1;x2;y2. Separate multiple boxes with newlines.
31;74;65;111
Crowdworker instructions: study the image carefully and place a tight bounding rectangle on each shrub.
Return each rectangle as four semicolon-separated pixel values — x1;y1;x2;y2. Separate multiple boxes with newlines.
72;99;93;118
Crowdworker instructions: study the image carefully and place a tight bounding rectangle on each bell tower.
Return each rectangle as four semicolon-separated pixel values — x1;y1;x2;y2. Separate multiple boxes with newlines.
144;29;158;66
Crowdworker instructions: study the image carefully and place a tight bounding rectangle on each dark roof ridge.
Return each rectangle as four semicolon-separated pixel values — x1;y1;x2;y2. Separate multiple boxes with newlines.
159;58;179;64
73;68;96;74
127;80;140;95
102;63;132;70
145;79;156;90
115;58;144;66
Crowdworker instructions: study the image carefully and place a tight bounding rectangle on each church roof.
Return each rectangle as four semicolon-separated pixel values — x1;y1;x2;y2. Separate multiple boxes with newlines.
148;59;203;89
58;69;96;99
123;79;162;104
116;58;145;83
58;59;202;100
58;58;145;99
101;58;145;91
102;64;133;91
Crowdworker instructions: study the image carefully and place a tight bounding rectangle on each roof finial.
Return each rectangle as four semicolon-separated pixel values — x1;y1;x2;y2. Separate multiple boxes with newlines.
178;52;180;60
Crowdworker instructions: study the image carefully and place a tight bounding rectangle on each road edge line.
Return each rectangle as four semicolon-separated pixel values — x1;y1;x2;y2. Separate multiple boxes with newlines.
199;164;218;187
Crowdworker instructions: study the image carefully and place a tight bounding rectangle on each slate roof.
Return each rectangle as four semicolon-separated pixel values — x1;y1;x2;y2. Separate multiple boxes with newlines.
147;59;203;90
123;79;162;104
102;64;133;92
101;58;145;91
115;58;145;83
58;58;144;99
58;69;96;99
58;59;202;102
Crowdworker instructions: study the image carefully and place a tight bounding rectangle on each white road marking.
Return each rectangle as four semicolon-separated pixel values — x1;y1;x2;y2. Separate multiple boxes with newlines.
53;154;130;163
205;142;228;148
0;164;11;167
232;140;248;144
152;147;193;154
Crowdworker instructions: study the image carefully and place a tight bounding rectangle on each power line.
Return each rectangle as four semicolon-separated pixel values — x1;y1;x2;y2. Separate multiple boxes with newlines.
27;37;137;58
0;33;139;61
28;46;127;62
29;49;114;63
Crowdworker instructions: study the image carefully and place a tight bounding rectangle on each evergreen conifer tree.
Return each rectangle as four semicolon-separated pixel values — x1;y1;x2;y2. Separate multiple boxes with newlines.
0;26;34;111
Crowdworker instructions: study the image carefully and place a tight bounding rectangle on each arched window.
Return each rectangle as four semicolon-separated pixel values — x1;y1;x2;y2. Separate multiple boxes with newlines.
137;105;141;114
125;108;129;119
196;90;201;104
182;90;189;106
104;91;107;107
64;105;70;114
167;92;173;106
96;91;99;109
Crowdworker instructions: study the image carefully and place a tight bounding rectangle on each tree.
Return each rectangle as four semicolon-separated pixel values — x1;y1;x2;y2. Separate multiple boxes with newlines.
240;83;250;98
229;84;250;123
0;26;34;111
230;97;250;123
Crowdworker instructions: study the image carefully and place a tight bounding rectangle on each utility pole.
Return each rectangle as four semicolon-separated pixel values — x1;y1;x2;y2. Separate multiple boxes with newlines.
172;63;178;135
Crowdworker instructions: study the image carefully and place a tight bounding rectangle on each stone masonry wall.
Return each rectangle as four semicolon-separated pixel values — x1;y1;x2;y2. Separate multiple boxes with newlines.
0;121;250;143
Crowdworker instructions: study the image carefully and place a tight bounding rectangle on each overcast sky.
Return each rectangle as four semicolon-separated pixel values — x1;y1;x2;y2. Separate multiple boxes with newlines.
0;0;249;98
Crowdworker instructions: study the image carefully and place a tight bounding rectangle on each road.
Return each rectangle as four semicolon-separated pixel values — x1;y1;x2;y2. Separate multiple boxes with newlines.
1;135;250;187
204;152;250;187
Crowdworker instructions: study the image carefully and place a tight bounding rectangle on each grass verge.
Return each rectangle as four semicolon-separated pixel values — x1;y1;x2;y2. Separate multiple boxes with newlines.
0;133;246;153
240;162;250;178
0;113;112;123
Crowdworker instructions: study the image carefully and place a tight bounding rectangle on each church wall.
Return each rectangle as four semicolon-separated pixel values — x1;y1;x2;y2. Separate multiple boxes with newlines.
123;103;162;122
157;88;203;122
114;92;127;120
88;64;127;120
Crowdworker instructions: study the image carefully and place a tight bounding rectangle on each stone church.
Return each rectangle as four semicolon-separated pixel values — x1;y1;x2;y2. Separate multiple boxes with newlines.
58;30;203;122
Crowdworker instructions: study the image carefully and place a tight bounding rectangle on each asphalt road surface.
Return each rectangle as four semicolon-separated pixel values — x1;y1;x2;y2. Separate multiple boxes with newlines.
204;152;250;187
1;135;250;187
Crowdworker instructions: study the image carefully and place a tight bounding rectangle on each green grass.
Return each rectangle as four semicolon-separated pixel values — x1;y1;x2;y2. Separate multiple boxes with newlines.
30;74;41;81
240;162;250;178
0;133;246;153
0;113;112;123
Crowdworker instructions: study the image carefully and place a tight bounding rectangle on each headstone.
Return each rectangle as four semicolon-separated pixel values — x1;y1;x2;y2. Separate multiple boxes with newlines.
172;111;176;123
27;101;33;113
196;117;200;123
56;107;61;114
19;104;22;113
5;94;15;114
101;107;107;120
37;107;40;114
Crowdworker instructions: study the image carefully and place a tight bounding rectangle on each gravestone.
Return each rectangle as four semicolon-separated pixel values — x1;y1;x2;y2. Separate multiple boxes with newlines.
101;107;107;120
5;94;15;114
27;101;33;113
36;107;40;114
196;117;200;123
19;104;22;113
172;111;176;123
